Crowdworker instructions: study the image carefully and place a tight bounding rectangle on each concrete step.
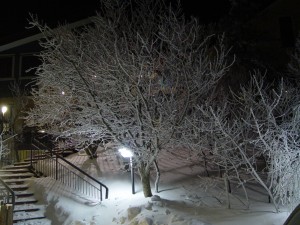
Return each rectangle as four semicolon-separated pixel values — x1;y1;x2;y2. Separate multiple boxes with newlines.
0;172;34;179
24;155;47;161
14;207;40;213
13;218;51;225
0;168;30;173
14;190;34;198
9;184;29;191
0;153;52;224
13;161;37;167
15;197;38;205
3;178;31;184
14;204;42;212
13;211;46;223
3;164;31;170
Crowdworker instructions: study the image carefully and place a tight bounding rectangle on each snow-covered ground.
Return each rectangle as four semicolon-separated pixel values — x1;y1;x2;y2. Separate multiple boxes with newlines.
26;148;291;225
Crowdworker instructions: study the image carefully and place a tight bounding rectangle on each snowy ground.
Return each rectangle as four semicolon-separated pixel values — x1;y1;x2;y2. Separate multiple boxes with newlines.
26;148;291;225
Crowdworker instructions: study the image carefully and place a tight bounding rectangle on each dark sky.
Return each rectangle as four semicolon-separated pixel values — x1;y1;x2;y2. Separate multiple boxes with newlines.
0;1;101;42
0;1;231;44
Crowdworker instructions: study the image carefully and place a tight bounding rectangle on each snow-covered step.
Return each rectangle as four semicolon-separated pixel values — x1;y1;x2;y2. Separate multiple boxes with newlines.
13;218;51;225
0;168;30;173
15;196;38;204
14;190;34;197
13;161;37;166
0;172;34;179
24;155;47;160
13;211;46;223
9;184;29;191
0;152;51;224
14;204;42;212
3;164;31;169
3;178;31;184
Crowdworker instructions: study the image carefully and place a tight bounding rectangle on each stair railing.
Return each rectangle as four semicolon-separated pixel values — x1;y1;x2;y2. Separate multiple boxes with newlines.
30;138;109;201
0;177;15;208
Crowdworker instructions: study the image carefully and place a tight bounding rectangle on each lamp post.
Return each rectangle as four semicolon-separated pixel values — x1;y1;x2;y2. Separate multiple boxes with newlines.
118;147;135;194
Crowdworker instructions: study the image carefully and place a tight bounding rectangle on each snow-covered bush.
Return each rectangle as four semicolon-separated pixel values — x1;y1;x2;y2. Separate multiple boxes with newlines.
243;74;300;210
184;70;300;211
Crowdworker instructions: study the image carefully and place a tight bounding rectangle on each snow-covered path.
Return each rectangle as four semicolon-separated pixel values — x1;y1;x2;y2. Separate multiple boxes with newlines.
27;147;290;225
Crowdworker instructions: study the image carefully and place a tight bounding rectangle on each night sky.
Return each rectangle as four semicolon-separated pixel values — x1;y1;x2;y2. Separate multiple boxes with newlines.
0;0;231;44
0;1;101;43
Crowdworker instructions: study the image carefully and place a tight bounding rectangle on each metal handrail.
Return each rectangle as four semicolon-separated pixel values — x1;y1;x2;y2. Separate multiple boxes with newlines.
0;177;15;208
57;154;109;198
30;138;108;201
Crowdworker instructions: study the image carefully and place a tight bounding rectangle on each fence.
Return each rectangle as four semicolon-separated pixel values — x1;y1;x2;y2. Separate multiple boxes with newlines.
0;178;14;225
29;139;109;201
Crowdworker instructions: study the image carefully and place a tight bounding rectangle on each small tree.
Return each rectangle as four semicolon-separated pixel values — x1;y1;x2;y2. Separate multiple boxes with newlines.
182;95;253;209
0;132;9;162
183;70;300;211
244;74;300;210
24;0;232;197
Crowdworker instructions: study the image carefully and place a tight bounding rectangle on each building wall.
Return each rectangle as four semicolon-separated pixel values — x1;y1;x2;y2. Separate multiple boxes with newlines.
0;38;41;133
244;0;300;71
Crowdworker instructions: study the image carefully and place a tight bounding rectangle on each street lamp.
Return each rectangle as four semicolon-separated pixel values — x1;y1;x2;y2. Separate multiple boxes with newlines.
1;105;8;133
118;147;135;194
1;106;7;116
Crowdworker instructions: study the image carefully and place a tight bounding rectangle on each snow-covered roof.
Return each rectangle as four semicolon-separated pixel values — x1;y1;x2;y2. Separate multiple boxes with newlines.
0;17;93;53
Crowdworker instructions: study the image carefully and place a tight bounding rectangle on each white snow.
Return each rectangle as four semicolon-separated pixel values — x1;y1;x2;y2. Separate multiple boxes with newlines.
25;148;292;225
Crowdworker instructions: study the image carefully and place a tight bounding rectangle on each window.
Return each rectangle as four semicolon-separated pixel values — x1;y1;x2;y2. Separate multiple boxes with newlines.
0;55;14;79
20;54;40;78
279;16;295;47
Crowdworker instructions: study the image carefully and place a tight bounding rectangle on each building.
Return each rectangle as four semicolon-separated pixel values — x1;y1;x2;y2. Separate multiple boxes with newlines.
242;0;300;73
0;18;93;137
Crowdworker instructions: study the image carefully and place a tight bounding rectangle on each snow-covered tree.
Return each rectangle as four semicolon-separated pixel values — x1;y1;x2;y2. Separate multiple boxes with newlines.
24;0;232;197
0;132;9;162
242;74;300;210
189;71;300;211
182;91;255;209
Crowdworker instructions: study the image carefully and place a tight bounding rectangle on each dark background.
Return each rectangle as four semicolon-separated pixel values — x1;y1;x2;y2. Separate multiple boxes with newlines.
0;1;232;43
0;1;101;43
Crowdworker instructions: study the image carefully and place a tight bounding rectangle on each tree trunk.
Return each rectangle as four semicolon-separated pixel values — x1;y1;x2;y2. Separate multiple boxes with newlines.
153;160;160;193
224;172;231;209
202;150;210;177
139;166;152;197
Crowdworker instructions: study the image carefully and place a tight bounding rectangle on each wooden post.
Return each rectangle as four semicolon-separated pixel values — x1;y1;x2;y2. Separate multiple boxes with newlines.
0;202;7;225
0;203;13;225
6;204;13;225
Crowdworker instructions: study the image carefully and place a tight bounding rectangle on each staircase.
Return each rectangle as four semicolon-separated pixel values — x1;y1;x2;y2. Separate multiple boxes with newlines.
0;161;50;224
0;141;109;224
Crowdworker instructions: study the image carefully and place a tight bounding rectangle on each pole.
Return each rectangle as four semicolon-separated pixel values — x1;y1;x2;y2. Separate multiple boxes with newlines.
0;112;3;134
130;157;135;194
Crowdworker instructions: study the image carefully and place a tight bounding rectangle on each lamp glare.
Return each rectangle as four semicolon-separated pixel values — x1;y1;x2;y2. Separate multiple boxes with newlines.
1;106;8;115
118;147;133;158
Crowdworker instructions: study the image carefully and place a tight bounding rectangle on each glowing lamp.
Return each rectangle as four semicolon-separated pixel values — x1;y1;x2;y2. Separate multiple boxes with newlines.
118;147;133;158
118;147;135;194
1;106;7;115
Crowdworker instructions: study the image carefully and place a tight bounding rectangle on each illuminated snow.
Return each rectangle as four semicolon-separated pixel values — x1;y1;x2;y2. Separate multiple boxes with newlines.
25;149;291;225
